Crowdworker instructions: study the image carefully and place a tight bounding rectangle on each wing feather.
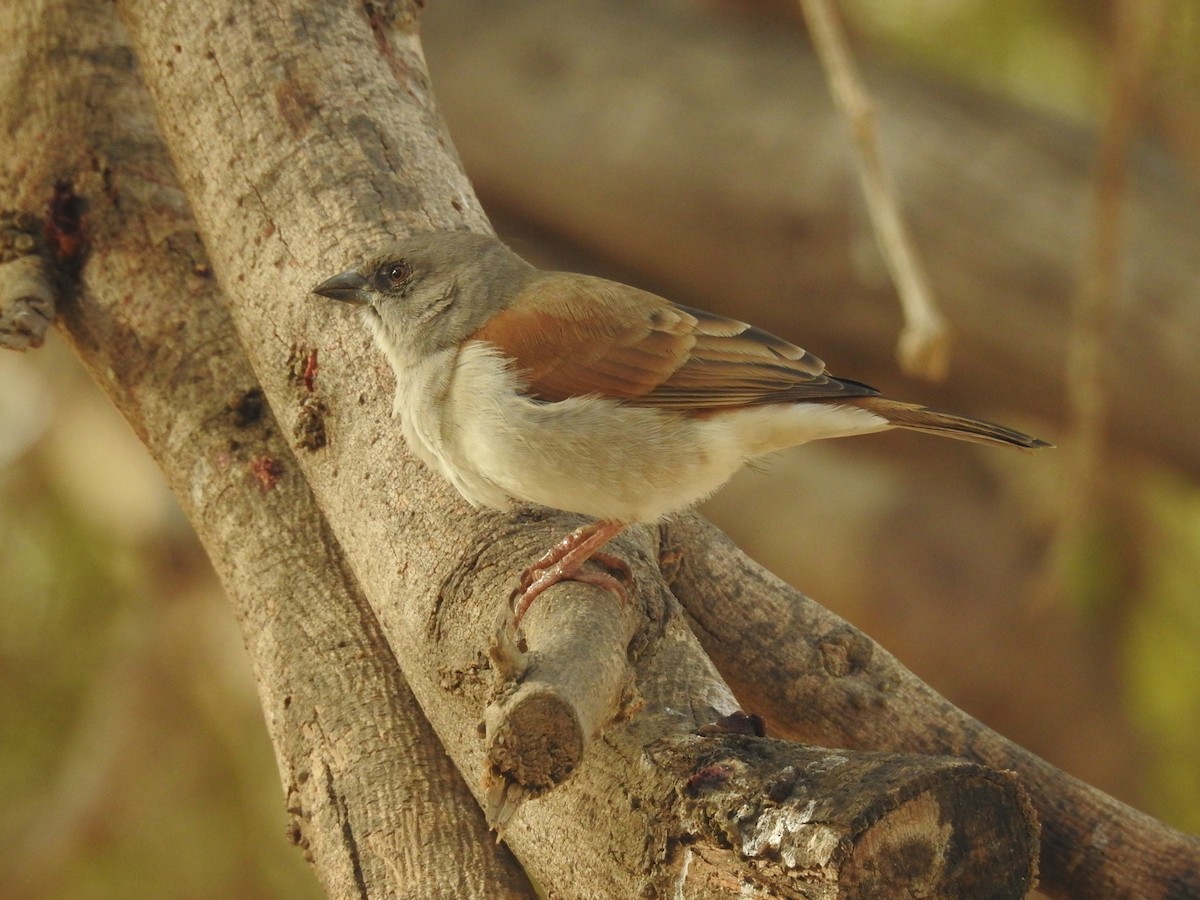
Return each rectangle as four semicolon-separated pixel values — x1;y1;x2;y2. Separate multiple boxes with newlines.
469;272;878;411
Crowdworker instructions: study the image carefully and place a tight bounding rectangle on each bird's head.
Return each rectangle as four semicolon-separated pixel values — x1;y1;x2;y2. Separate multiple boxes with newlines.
312;230;531;364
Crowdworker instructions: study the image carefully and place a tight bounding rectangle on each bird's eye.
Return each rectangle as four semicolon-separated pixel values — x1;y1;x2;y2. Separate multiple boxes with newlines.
386;261;411;285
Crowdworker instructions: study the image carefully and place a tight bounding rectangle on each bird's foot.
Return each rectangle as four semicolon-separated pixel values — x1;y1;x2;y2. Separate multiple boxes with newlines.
512;520;629;626
512;564;629;627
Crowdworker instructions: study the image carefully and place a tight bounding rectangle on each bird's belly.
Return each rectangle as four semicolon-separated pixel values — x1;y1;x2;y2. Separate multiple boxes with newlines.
476;402;742;522
445;346;743;522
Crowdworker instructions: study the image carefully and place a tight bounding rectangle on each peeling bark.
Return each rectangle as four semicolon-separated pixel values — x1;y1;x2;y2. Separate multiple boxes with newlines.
669;515;1200;899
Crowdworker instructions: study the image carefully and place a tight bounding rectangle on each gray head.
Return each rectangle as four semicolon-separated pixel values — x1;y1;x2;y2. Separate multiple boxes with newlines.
312;230;533;362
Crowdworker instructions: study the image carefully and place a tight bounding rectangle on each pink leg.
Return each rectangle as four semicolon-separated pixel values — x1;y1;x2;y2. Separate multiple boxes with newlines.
513;520;629;626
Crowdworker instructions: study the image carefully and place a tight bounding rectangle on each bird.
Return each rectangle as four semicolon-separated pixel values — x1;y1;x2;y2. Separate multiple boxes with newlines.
312;230;1050;624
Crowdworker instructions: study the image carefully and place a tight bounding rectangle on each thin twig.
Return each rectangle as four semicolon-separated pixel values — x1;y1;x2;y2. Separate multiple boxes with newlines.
1049;0;1169;599
797;0;950;381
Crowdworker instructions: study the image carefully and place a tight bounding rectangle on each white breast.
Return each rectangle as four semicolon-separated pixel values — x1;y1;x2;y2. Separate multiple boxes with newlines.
386;345;515;512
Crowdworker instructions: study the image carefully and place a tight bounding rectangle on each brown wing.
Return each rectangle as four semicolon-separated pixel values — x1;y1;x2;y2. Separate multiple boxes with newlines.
469;272;879;411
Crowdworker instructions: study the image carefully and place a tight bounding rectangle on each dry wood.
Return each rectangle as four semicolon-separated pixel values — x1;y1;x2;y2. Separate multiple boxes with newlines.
0;1;530;896
797;0;950;381
668;514;1200;899
483;563;646;831
0;259;55;350
0;219;56;350
105;0;1036;894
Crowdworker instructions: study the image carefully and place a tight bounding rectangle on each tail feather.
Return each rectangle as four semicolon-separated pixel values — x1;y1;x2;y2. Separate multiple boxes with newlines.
850;397;1052;451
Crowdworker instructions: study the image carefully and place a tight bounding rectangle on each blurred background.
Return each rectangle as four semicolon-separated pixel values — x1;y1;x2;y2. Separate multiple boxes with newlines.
3;0;1198;896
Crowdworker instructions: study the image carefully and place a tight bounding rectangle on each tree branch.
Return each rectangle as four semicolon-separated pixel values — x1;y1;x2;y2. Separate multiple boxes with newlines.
0;211;58;350
667;514;1200;899
0;1;531;896
797;0;949;380
482;525;650;830
107;0;1038;893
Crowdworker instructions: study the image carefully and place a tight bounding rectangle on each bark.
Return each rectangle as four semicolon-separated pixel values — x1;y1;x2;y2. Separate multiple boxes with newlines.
422;0;1184;833
0;1;530;897
0;229;54;349
421;0;1200;474
668;515;1200;899
108;0;1035;894
3;0;1193;896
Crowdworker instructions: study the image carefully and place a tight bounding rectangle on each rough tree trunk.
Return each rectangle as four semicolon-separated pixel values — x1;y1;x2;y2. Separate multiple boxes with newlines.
2;0;1196;898
0;1;530;896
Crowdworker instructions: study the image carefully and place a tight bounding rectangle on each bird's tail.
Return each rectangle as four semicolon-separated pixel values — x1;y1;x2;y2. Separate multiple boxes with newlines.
849;397;1052;451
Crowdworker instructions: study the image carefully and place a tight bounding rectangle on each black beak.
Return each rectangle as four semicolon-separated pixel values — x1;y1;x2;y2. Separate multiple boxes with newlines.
312;270;370;305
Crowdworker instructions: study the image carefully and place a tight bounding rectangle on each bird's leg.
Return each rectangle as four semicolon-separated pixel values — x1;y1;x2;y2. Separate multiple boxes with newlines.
516;520;626;590
513;519;629;626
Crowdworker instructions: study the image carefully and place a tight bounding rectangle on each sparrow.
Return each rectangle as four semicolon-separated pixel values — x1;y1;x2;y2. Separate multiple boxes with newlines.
313;231;1050;623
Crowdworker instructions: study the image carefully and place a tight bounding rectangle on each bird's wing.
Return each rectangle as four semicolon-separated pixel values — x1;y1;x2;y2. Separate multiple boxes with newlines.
468;272;878;411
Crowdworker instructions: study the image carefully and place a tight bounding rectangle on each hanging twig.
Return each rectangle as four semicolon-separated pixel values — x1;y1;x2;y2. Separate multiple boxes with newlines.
1049;0;1169;600
797;0;950;381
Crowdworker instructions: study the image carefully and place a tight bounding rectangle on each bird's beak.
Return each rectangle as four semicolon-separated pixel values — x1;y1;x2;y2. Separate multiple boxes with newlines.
312;269;370;305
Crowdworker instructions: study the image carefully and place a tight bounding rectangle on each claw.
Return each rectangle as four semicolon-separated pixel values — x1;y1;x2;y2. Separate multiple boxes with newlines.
511;520;630;626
